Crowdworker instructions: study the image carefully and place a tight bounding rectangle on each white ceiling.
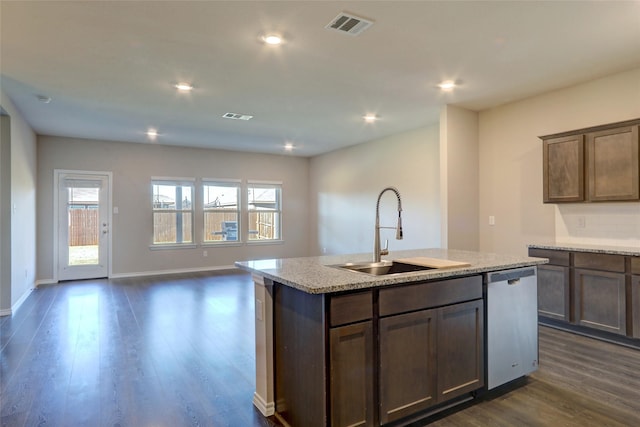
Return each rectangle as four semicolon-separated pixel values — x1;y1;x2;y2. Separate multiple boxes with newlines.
2;1;639;157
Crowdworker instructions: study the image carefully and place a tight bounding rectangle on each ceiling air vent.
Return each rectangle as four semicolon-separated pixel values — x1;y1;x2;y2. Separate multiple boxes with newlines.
222;112;253;121
325;12;373;36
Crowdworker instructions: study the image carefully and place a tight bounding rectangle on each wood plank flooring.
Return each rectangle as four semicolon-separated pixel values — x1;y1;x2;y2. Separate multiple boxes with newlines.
2;270;640;426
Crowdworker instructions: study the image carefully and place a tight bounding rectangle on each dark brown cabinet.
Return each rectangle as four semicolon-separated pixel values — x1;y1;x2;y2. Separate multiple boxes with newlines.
528;248;571;321
632;257;640;339
329;291;375;427
378;276;483;424
573;252;626;335
587;126;639;201
379;309;437;423
330;321;374;427
275;275;484;427
574;268;626;335
530;247;640;343
543;134;585;202
540;119;640;203
436;299;484;402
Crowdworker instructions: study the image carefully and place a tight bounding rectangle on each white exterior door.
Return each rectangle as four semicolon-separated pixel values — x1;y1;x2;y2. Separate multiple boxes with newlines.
57;171;111;281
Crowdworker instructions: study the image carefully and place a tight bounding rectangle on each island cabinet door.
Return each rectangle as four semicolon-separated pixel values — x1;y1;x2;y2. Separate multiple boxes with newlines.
436;299;485;402
379;309;437;424
329;321;374;427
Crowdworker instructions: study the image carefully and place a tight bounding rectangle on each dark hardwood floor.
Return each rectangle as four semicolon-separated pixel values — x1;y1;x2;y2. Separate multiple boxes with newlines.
2;271;640;426
1;271;278;427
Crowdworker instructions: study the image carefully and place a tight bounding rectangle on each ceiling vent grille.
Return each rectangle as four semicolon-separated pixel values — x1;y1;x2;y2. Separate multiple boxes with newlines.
222;112;253;121
325;12;373;36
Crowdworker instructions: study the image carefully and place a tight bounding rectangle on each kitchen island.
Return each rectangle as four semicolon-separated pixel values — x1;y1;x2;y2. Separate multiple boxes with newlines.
236;248;547;427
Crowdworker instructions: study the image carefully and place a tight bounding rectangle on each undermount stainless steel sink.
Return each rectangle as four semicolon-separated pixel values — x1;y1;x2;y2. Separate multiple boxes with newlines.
331;260;435;276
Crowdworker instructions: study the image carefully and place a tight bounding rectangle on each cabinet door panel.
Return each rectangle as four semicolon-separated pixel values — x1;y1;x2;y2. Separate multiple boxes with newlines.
574;268;626;335
543;135;584;203
379;309;437;424
437;299;485;402
587;125;639;201
330;322;374;427
537;264;570;321
633;276;640;339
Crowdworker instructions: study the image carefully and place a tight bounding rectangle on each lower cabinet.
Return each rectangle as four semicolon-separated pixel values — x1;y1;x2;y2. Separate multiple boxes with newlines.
377;297;484;424
330;321;375;427
276;276;484;427
530;247;640;341
436;299;485;402
537;264;570;321
379;309;437;424
574;268;626;335
632;275;640;339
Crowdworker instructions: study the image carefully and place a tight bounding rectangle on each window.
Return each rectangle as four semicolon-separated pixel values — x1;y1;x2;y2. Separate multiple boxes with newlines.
203;182;240;243
247;184;282;241
152;180;194;245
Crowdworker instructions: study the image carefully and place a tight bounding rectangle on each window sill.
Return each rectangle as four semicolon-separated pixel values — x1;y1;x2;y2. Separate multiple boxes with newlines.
149;244;198;251
202;242;244;247
246;239;284;246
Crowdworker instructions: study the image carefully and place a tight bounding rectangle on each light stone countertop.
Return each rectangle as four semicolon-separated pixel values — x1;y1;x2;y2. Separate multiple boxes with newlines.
235;248;547;294
529;243;640;257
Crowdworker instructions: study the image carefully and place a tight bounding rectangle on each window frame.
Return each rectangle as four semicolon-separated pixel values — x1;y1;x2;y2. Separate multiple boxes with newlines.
202;179;242;245
246;181;283;244
150;177;196;249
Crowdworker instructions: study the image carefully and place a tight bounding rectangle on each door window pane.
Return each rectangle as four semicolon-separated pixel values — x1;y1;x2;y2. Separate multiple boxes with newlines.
67;187;100;265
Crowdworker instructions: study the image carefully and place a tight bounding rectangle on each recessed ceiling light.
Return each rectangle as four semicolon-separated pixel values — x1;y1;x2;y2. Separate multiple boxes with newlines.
363;114;378;123
437;80;456;90
284;142;295;151
262;34;283;45
174;82;194;92
146;128;160;140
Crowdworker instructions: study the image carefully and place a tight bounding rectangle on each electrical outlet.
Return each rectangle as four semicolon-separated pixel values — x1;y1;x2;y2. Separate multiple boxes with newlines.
489;216;496;226
577;216;586;228
203;250;208;257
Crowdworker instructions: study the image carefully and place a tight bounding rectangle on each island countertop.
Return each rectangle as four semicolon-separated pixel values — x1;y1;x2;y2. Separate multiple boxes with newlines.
235;248;547;294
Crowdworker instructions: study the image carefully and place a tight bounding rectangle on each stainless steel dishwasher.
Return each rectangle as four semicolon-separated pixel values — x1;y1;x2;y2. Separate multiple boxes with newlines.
486;266;539;390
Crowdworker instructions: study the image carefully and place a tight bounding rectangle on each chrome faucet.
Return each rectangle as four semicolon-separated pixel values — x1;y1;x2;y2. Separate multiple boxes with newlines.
374;187;403;262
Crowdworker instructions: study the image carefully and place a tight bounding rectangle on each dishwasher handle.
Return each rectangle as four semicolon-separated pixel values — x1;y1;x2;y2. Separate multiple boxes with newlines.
489;267;536;284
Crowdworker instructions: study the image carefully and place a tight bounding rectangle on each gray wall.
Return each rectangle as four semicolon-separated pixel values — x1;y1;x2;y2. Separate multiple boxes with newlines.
309;125;441;256
0;114;11;313
440;105;479;251
478;67;640;255
37;136;310;280
0;90;37;314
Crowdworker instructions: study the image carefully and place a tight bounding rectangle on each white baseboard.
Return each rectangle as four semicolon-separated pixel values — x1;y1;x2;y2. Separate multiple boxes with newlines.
253;392;275;417
109;264;239;279
33;266;242;288
36;279;58;287
1;286;35;316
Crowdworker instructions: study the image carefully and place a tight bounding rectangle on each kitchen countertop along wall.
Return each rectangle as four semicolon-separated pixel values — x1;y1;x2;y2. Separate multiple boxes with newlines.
529;243;640;256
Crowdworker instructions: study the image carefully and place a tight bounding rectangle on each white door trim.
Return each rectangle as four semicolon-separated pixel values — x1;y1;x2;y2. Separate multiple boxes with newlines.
53;169;113;282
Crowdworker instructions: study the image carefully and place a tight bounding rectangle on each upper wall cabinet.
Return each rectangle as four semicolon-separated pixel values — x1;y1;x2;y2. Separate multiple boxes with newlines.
587;126;639;201
541;119;640;203
543;134;585;202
